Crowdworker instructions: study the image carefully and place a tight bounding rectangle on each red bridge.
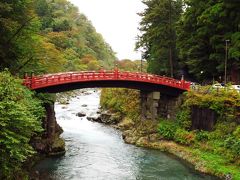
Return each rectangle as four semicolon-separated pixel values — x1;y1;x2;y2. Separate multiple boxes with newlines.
23;69;190;96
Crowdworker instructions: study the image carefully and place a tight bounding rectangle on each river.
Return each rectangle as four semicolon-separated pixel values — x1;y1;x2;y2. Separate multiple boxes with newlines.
33;89;216;180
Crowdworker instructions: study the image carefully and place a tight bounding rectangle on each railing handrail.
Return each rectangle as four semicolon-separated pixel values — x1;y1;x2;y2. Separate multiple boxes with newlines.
23;70;191;91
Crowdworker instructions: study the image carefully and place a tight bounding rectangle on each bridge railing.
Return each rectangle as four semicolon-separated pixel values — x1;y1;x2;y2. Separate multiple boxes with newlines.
23;70;191;91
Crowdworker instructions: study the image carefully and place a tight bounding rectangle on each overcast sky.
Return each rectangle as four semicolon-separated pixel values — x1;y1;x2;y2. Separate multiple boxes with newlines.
69;0;145;60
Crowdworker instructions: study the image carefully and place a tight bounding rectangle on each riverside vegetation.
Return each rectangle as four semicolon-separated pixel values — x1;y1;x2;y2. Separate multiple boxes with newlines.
100;87;240;179
0;0;116;179
0;71;44;179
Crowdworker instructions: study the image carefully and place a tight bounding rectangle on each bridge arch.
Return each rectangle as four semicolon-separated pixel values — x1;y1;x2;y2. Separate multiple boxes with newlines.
23;70;190;96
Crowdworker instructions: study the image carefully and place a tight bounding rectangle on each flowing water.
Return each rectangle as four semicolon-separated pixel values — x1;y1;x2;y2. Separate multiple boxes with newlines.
33;89;216;180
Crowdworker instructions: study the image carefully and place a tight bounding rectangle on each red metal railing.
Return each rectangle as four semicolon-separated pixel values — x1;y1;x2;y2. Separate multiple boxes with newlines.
23;69;191;91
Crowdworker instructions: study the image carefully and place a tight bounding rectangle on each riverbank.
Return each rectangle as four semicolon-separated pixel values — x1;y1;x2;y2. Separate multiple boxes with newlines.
123;121;239;179
99;88;240;180
95;112;239;179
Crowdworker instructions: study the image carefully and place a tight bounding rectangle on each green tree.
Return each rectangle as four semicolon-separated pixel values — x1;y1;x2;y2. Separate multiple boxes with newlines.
177;0;240;82
0;0;41;74
137;0;183;77
0;71;44;178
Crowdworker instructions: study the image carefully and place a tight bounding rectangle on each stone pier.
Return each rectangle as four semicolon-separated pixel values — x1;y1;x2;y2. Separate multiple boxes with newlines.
158;94;183;120
140;91;160;120
140;91;182;120
44;102;57;138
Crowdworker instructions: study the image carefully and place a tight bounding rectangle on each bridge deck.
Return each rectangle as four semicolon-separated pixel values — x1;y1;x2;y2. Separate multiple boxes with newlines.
23;70;190;93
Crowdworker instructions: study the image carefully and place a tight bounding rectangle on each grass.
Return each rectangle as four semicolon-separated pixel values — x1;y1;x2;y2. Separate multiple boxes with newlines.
191;149;240;179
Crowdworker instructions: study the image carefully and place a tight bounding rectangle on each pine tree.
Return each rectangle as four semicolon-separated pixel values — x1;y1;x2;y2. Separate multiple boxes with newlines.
177;0;240;82
137;0;182;77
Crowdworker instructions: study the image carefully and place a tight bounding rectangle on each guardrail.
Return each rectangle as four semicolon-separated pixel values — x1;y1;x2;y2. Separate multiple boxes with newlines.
23;69;191;91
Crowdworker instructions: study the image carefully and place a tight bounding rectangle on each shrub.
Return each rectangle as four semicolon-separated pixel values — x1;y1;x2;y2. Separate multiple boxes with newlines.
100;88;140;120
176;108;191;129
196;130;209;142
0;71;44;178
233;126;240;138
174;129;195;145
223;127;240;157
224;136;240;156
184;87;240;123
209;122;237;139
158;120;177;140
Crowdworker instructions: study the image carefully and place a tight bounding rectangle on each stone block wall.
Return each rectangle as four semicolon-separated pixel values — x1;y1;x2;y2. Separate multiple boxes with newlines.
158;94;183;120
140;91;220;132
140;91;182;120
140;91;160;120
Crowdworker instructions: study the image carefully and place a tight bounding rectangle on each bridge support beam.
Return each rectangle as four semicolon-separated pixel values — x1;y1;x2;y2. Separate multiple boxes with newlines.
140;91;183;120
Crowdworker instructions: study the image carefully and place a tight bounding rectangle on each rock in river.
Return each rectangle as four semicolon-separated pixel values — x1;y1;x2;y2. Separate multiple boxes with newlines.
87;116;101;122
76;112;86;117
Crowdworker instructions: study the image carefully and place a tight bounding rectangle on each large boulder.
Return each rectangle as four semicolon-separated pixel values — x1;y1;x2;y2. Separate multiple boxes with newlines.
100;111;121;124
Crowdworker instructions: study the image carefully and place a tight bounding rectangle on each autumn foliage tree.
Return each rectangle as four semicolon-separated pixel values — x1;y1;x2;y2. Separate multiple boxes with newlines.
0;0;116;75
34;0;116;73
0;0;117;178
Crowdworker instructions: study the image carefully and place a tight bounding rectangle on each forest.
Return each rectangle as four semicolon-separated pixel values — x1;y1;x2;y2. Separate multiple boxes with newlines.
0;0;117;76
137;0;240;84
0;0;118;178
101;0;240;178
